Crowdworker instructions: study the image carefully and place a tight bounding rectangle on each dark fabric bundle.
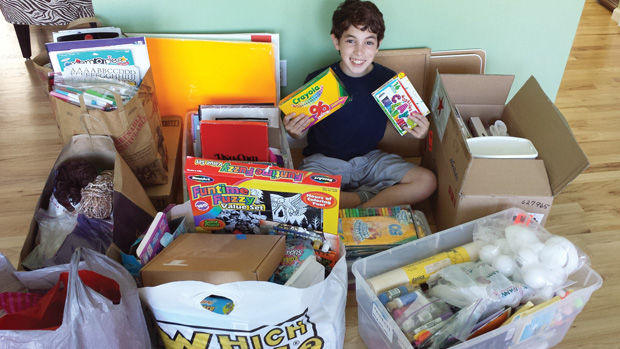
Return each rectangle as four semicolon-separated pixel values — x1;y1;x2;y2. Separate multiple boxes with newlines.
53;159;98;212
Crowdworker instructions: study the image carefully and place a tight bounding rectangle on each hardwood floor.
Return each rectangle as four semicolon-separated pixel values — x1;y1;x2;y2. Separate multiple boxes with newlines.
0;0;618;348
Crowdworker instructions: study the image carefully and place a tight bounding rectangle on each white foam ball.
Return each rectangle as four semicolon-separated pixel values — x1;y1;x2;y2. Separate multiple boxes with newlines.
541;236;580;275
496;238;512;254
515;247;539;268
545;266;568;287
530;242;545;254
540;244;568;268
493;254;515;277
539;285;555;301
479;244;500;263
505;225;541;251
522;264;548;289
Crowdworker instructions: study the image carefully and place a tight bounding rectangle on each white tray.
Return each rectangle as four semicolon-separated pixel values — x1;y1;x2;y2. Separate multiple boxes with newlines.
466;136;538;159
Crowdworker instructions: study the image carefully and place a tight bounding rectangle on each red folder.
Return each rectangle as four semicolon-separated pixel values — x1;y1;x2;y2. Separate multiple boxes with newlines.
200;120;269;162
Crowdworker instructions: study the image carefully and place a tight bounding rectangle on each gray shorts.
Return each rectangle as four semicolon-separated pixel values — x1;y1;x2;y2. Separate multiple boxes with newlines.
299;150;414;194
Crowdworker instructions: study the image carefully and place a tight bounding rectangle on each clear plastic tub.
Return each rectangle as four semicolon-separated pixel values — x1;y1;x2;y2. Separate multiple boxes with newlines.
352;208;602;349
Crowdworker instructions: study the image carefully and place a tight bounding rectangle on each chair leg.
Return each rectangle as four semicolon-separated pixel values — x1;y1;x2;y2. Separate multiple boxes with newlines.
13;24;31;59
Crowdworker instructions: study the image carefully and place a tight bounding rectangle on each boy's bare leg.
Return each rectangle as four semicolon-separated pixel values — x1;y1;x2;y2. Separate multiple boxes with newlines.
340;192;363;208
361;166;436;208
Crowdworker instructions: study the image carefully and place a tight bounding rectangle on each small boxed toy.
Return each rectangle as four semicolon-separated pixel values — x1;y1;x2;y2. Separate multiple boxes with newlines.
278;67;350;130
372;72;430;135
184;157;342;235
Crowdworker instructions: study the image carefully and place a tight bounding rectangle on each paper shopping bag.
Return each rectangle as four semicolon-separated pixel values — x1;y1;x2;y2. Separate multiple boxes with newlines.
19;135;157;269
50;69;169;186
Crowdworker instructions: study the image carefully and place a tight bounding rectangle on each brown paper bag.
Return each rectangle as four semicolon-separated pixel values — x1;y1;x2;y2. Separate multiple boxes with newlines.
50;69;169;186
19;135;158;268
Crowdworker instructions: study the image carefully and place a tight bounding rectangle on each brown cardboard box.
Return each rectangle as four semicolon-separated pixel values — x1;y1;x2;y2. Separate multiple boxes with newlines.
424;73;589;230
140;233;286;287
145;115;183;210
374;48;486;158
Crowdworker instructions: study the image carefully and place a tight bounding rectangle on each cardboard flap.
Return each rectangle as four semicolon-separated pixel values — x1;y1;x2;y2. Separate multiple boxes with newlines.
462;158;551;196
375;48;430;93
505;77;589;195
424;49;486;103
441;74;514;106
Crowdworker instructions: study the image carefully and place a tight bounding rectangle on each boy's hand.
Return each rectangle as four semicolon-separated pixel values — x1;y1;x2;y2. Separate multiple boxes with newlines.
405;111;430;139
283;113;312;139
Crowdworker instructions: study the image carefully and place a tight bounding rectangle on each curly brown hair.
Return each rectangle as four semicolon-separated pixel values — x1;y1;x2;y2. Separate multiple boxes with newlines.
331;0;385;42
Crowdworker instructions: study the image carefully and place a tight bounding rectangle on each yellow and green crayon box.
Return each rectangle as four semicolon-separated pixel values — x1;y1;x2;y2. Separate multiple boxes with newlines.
278;67;349;130
185;157;342;235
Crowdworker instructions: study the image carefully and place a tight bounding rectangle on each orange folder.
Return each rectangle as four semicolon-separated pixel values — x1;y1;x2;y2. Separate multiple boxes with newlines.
146;37;277;117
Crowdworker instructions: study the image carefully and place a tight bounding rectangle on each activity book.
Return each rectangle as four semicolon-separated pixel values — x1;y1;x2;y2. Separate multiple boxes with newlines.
279;67;349;130
372;72;430;136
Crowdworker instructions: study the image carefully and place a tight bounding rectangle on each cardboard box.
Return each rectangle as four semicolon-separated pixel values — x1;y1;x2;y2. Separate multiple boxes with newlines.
374;48;486;158
146;115;183;210
140;233;286;286
185;157;341;235
424;73;589;230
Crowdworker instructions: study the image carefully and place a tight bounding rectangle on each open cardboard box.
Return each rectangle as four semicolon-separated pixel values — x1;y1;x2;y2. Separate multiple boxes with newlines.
424;73;589;230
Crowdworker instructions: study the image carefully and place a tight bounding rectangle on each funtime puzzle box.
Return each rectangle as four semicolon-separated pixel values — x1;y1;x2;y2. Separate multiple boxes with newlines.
185;157;342;235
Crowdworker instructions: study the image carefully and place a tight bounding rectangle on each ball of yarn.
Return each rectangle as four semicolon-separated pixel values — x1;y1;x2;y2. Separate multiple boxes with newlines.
53;159;98;211
78;170;114;219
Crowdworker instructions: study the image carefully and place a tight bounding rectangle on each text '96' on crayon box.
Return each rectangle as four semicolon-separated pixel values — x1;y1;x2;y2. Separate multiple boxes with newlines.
185;157;342;235
278;67;349;131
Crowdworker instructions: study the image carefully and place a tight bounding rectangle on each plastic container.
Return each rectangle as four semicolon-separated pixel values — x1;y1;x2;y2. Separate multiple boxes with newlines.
466;136;538;159
352;208;602;349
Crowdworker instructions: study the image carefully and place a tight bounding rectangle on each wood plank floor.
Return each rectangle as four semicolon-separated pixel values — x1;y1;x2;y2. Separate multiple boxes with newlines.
0;1;618;347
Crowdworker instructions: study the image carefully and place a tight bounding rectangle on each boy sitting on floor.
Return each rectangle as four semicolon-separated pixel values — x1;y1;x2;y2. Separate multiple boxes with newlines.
283;0;436;209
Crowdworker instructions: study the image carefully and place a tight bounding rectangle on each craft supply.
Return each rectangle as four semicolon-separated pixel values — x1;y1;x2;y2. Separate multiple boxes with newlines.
366;242;479;294
386;290;419;312
279;67;349;130
77;170;114;219
372;72;430;136
377;284;414;305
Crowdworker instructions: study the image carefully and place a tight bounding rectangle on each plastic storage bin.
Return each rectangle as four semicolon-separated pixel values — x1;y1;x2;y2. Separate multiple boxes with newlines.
352;208;602;349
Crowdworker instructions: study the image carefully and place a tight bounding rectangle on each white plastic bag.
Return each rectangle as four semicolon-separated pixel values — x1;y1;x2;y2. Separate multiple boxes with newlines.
0;248;151;349
140;251;348;349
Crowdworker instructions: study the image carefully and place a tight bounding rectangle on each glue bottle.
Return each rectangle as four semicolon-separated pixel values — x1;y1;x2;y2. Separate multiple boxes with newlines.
367;242;479;294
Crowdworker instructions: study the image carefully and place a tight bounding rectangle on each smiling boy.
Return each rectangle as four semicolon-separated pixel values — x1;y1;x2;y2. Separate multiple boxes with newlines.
284;0;436;209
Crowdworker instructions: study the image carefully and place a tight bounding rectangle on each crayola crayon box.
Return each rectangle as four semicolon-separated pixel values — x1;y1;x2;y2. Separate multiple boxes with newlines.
279;67;349;130
372;72;430;136
185;157;341;235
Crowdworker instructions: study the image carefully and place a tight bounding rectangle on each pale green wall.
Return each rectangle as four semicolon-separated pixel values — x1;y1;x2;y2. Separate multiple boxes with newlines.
93;0;585;101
